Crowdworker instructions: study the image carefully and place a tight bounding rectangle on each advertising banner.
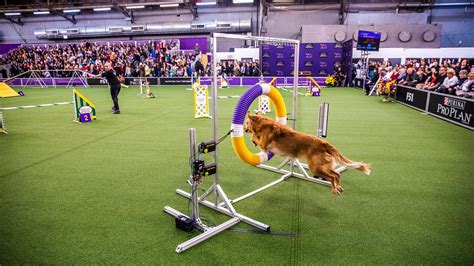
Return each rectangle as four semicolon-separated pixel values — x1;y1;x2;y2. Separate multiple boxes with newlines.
427;92;473;129
395;85;429;111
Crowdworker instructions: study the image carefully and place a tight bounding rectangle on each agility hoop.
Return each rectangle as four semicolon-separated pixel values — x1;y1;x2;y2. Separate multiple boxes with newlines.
231;83;287;165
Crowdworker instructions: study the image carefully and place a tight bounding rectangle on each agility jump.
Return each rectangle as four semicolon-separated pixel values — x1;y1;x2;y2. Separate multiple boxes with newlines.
164;33;353;254
231;83;286;165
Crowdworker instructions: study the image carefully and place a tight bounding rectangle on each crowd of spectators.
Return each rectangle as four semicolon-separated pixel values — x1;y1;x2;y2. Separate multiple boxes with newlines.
1;40;261;79
363;58;474;98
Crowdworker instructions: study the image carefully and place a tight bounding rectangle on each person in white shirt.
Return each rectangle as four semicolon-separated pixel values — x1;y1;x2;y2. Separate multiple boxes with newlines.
458;72;474;98
435;68;459;94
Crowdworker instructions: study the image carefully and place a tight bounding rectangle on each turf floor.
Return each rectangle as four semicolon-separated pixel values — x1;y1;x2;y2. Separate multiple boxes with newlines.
0;85;473;264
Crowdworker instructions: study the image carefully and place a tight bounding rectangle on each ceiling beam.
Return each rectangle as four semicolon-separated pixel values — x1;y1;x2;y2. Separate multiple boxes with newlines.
34;1;77;24
5;16;23;26
49;8;77;24
185;2;198;19
113;5;134;23
114;5;131;18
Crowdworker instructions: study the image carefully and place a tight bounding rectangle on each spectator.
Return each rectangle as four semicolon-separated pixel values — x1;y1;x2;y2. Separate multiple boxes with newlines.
400;67;417;87
415;66;427;89
457;71;474;98
459;59;471;74
334;66;346;86
422;68;440;91
431;67;447;91
364;67;379;95
435;68;459;94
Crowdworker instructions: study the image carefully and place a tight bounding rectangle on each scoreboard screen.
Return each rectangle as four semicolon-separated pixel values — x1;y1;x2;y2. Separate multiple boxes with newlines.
356;30;381;51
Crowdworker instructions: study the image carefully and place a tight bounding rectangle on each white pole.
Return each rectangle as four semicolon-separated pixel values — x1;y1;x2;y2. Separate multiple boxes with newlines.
212;35;220;187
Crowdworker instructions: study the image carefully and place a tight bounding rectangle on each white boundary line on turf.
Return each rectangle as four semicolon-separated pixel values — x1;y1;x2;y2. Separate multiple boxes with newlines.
209;96;241;99
279;87;305;96
0;101;73;110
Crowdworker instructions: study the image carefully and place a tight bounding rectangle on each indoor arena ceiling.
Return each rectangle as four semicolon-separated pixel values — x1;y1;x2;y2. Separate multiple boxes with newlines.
0;0;447;10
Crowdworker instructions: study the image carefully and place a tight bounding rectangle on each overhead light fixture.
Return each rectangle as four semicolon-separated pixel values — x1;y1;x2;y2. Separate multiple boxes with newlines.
125;5;145;9
33;11;50;15
160;4;179;8
196;2;217;6
5;12;21;16
233;0;253;3
93;7;111;12
63;9;80;13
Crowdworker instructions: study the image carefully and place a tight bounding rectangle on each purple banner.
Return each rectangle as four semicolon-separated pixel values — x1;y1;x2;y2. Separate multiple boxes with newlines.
261;42;353;79
178;38;207;53
342;40;353;85
0;76;328;87
0;44;21;55
0;78;85;86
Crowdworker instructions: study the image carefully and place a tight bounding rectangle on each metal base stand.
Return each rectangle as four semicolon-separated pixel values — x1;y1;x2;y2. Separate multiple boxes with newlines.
255;158;347;189
23;71;47;88
164;181;269;254
164;128;269;253
66;70;89;88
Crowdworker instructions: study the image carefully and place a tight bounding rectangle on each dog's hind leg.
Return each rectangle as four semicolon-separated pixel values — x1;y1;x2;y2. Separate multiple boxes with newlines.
320;167;342;195
307;156;333;190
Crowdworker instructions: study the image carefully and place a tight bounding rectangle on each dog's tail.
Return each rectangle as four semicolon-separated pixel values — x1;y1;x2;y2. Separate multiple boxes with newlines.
324;142;371;175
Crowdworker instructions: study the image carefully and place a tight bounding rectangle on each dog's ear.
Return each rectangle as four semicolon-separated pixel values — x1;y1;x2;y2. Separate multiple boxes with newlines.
248;113;257;121
272;124;282;135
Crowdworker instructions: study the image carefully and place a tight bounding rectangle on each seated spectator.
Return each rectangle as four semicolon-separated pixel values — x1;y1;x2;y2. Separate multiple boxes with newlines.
399;67;417;87
422;68;440;91
396;67;407;83
415;67;427;89
455;71;474;98
432;67;447;91
435;68;459;94
459;59;471;74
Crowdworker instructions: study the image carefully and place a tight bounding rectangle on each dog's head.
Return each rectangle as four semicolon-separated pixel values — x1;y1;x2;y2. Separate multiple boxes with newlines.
244;112;264;134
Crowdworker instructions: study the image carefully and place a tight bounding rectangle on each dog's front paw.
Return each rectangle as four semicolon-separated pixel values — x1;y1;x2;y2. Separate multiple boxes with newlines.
331;188;341;195
337;185;344;193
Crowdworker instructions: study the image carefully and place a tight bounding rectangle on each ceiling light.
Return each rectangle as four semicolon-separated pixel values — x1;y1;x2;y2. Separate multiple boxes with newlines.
233;0;253;3
160;4;179;8
125;5;145;9
5;12;21;16
196;2;217;6
33;11;50;15
93;7;111;12
63;9;80;13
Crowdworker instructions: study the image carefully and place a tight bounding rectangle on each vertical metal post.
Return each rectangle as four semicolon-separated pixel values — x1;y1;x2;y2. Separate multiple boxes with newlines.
317;103;329;138
292;41;300;130
189;128;200;221
291;41;300;174
212;35;220;187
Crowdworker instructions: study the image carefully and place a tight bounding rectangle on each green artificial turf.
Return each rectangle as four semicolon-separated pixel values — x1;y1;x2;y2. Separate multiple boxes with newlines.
0;85;473;264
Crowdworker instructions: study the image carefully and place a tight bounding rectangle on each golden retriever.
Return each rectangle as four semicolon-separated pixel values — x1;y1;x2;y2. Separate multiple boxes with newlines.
245;113;371;195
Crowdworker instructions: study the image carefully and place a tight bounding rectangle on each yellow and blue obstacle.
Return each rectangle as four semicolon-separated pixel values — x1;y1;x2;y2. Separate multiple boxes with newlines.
0;82;19;98
231;83;287;165
73;89;96;123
